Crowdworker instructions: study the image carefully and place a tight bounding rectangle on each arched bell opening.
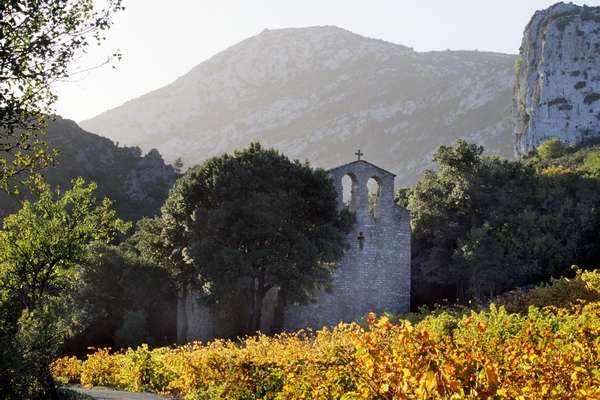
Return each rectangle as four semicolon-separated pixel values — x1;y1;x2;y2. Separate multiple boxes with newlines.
341;173;358;213
367;177;382;219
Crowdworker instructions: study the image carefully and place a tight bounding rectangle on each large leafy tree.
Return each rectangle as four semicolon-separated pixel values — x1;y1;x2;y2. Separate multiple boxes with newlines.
0;175;129;399
135;143;351;335
0;0;123;191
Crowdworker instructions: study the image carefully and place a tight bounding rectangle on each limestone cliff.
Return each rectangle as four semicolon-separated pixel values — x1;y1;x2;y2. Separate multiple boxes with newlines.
514;2;600;155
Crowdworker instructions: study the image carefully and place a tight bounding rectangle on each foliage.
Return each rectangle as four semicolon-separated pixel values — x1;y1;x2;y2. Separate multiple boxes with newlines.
0;0;123;192
537;138;569;160
514;56;524;75
493;267;600;313
79;348;120;388
403;140;600;303
63;243;176;355
116;345;175;393
114;310;150;350
53;271;600;399
134;142;352;335
173;157;185;174
0;176;128;399
579;149;600;176
75;345;174;393
128;217;178;281
51;356;82;385
0;176;129;308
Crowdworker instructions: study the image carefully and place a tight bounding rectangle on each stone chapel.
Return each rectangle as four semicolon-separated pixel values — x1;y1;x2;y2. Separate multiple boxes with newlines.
177;154;411;342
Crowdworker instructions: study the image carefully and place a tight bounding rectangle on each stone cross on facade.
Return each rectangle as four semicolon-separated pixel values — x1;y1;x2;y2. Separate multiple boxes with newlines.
355;149;364;160
357;231;365;250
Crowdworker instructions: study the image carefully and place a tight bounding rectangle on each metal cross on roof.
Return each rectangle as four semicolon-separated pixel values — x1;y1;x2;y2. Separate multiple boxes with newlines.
355;149;364;161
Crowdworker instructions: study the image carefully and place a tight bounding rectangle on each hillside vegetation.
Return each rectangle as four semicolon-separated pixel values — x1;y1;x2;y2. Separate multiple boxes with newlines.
0;117;177;222
52;269;600;399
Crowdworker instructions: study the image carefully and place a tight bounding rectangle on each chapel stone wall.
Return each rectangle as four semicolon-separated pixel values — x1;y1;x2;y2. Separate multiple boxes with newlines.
283;160;411;330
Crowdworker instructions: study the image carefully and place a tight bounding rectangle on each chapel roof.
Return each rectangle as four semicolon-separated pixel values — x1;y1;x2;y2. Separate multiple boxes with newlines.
327;159;396;177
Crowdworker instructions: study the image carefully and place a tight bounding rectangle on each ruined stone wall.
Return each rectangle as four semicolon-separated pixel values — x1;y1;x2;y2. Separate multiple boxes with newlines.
283;160;411;330
176;286;250;343
177;287;213;343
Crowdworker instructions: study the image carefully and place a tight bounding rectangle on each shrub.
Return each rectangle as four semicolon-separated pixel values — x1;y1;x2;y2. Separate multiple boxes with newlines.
539;164;572;177
116;344;174;393
80;348;120;388
494;268;600;313
51;356;82;385
537;138;568;160
116;345;154;392
580;150;600;175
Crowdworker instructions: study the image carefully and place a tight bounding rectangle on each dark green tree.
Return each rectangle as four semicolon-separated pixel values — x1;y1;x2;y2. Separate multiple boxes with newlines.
405;140;600;303
0;175;129;399
136;143;351;335
407;141;486;300
0;0;123;192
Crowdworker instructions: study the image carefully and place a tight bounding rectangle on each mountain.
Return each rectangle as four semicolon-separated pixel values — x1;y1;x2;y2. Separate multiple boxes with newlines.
81;26;517;186
0;117;177;221
514;2;600;155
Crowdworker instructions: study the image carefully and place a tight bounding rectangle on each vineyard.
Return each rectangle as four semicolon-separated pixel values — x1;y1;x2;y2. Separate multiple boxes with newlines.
53;270;600;399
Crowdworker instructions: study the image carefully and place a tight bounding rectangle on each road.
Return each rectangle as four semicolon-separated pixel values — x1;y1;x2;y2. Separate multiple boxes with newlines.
67;386;169;400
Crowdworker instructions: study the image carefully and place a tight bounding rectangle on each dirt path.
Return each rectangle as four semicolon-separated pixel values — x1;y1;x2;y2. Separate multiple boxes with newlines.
67;386;169;400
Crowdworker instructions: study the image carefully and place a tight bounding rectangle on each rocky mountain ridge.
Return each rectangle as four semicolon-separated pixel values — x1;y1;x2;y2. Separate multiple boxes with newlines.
81;26;517;186
0;117;177;221
514;2;600;155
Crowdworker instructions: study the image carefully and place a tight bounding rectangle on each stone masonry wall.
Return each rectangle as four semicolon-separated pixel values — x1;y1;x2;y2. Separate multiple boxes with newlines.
283;160;411;330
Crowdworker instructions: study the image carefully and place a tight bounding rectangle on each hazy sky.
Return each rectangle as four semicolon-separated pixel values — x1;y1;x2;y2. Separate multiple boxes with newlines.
53;0;600;122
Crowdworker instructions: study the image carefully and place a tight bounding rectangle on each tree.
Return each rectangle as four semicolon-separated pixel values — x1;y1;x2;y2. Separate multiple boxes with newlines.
137;143;351;335
406;141;485;301
129;216;187;288
0;0;124;192
129;215;198;337
404;140;600;304
64;243;176;354
0;175;129;399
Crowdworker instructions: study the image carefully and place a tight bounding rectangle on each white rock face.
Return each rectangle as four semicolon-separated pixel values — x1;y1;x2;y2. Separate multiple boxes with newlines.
81;26;516;186
514;2;600;155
